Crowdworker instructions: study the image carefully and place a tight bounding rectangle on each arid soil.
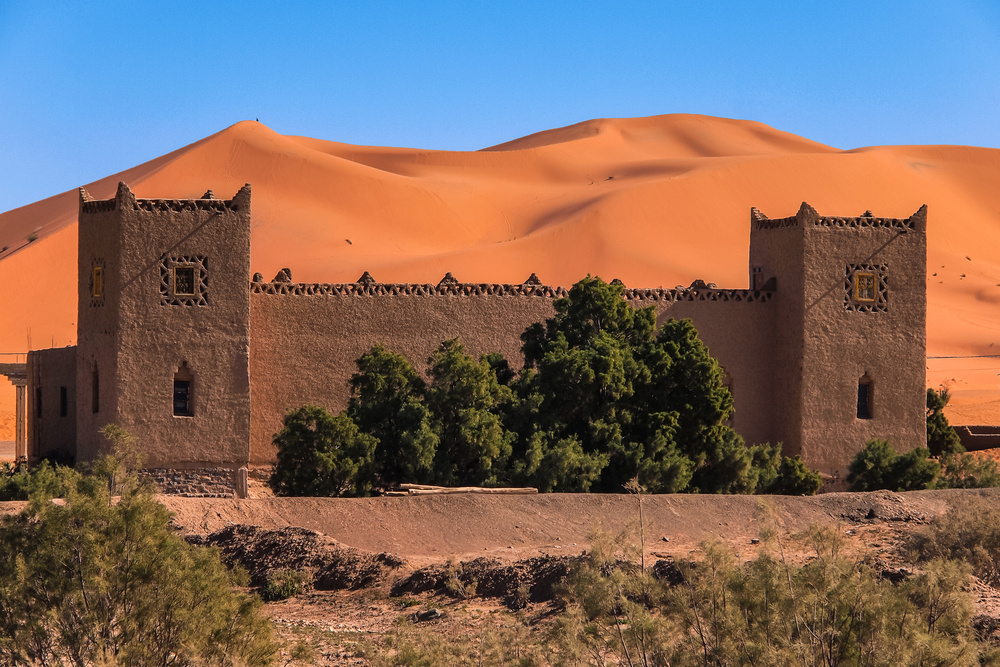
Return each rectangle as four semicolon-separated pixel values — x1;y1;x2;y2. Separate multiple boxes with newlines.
4;488;1000;663
157;488;1000;664
160;489;962;566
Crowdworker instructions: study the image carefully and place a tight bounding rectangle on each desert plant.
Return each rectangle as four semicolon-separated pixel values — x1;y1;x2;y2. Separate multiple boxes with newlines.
909;498;1000;588
555;525;987;666
0;459;69;501
262;568;307;601
443;558;476;600
425;339;515;487
940;451;1000;489
0;451;276;665
348;344;438;487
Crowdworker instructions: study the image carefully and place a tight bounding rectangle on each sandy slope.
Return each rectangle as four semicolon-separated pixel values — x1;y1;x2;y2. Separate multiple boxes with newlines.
3;114;1000;435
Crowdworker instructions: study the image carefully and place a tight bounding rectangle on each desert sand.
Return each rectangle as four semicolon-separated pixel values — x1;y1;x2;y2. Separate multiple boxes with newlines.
2;114;1000;437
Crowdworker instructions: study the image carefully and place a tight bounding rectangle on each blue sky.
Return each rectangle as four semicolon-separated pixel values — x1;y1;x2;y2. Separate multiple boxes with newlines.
1;0;998;214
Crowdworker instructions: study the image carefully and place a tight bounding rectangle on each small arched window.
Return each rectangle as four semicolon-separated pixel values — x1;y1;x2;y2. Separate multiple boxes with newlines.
173;362;194;417
857;373;873;420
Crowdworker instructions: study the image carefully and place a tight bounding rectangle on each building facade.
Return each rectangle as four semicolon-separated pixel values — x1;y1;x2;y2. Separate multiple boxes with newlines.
26;183;927;478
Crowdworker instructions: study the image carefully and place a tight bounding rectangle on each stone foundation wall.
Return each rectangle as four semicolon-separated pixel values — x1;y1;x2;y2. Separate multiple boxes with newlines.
139;467;241;497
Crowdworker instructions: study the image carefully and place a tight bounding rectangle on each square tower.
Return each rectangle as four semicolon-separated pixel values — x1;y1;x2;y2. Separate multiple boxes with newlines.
76;183;252;467
749;203;927;474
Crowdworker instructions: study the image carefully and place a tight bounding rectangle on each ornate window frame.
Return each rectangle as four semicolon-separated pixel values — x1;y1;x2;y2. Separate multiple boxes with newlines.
89;258;105;307
160;255;209;306
844;263;887;313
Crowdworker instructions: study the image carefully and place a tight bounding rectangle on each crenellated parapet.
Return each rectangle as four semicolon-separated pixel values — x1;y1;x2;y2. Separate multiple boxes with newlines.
623;287;772;303
79;182;250;215
249;270;774;302
752;202;925;232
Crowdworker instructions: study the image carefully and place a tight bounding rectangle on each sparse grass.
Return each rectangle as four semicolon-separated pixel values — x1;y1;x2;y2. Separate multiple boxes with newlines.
443;557;476;600
366;614;546;667
262;568;308;602
908;495;1000;587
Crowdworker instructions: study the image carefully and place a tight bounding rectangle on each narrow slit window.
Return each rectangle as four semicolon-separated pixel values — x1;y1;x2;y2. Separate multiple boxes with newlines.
92;367;99;414
60;386;68;418
857;374;873;420
173;362;194;417
35;387;42;419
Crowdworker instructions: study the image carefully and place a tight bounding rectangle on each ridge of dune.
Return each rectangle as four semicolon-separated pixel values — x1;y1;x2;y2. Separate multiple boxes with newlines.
3;114;1000;436
482;114;841;157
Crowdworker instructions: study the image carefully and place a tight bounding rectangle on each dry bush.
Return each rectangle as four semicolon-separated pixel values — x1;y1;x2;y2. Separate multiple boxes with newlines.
909;495;1000;587
553;526;989;667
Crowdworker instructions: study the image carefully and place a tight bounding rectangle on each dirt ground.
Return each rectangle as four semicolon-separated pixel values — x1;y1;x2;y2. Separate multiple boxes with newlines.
6;488;1000;664
159;489;968;566
156;488;1000;664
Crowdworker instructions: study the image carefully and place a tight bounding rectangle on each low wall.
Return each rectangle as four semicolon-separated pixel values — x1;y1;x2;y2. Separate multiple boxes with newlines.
249;280;560;464
27;347;77;463
956;426;1000;452
247;276;778;465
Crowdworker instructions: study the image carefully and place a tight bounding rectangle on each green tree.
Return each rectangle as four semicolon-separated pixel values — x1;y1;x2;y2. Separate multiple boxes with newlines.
847;438;899;491
517;276;815;494
348;344;437;487
769;452;824;495
270;405;377;497
892;446;943;490
424;339;515;486
509;431;609;492
927;387;964;457
848;438;942;492
0;451;275;665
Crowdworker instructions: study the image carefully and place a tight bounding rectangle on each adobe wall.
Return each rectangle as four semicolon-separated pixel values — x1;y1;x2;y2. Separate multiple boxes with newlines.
748;210;807;458
26;346;77;462
955;426;1000;451
248;278;779;465
76;191;122;460
77;184;252;467
798;207;927;474
658;293;778;449
248;279;562;464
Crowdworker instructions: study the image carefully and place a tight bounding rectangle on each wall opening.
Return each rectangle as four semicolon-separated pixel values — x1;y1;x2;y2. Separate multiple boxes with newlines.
59;386;67;418
92;366;99;414
173;267;196;296
92;266;103;298
857;373;873;420
173;362;194;417
35;387;42;420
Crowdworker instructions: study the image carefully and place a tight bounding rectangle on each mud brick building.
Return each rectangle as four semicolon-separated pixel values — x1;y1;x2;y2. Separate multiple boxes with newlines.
25;182;927;482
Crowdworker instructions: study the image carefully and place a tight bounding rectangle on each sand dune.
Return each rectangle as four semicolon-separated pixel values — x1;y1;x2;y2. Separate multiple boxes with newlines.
3;114;1000;436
